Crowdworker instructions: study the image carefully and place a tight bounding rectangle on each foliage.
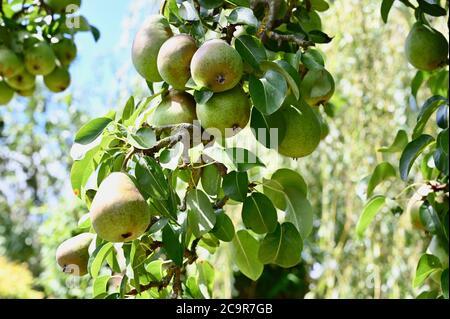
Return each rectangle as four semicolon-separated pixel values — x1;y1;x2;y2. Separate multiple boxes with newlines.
0;256;43;298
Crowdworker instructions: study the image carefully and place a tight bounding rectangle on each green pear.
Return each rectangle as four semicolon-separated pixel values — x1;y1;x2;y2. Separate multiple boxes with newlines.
90;172;151;243
157;35;197;90
132;15;173;83
16;86;36;97
405;22;448;71
300;68;335;106
0;81;14;105
196;86;250;138
52;38;77;66
56;233;94;276
150;90;197;126
191;39;243;93
0;48;23;78
44;0;81;12
277;100;321;158
198;0;224;9
24;41;56;76
5;70;36;91
44;66;71;93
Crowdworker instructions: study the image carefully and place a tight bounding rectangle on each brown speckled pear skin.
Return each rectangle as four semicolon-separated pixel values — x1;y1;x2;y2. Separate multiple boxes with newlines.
56;233;94;276
90;172;151;243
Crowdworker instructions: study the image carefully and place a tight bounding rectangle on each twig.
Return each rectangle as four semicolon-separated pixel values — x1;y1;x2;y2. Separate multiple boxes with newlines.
267;31;315;49
127;266;176;296
213;196;229;209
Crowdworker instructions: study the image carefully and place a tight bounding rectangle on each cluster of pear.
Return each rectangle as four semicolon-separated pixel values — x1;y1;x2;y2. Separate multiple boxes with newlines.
405;22;448;72
0;0;82;105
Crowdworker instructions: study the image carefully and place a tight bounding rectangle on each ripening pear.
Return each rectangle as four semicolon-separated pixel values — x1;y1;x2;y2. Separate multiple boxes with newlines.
406;184;432;230
300;68;335;106
191;39;244;93
16;85;36;97
44;66;71;93
0;81;14;105
44;0;81;12
52;38;77;66
0;48;23;78
277;100;321;158
90;172;151;243
132;15;173;82
150;90;197;126
157;35;197;90
198;0;224;9
5;70;36;91
196;86;250;138
56;233;94;276
405;22;448;71
24;41;56;76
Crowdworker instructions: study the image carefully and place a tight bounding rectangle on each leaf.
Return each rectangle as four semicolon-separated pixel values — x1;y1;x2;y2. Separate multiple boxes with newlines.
356;195;386;238
310;0;329;11
223;171;249;202
399;134;435;181
258;223;303;268
227;7;258;27
367;162;397;197
380;0;395;23
162;224;183;266
242;193;278;234
301;48;325;70
249;70;287;115
128;127;157;150
411;71;426;99
414;254;442;288
74;117;112;145
201;164;221;196
91;25;101;42
434;148;449;176
187;189;217;238
93;275;110;298
417;0;447;16
89;242;114;278
211;211;235;242
116;97;135;123
135;156;170;200
260;60;301;100
232;230;264;281
179;1;200;20
202;145;238;171
194;90;214;104
263;169;308;210
413;96;447;139
308;30;332;43
226;147;265;171
442;269;449;299
159;143;184;170
437;129;449;155
284;189;314;239
250;108;286;149
378;129;408;153
416;290;439;299
197;260;215;298
436;105;449;129
234;35;267;71
70;145;100;198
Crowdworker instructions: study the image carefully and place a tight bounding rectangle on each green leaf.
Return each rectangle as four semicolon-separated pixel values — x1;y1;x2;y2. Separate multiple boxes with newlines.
70;145;100;198
308;30;332;43
135;156;170;200
436;105;448;129
310;0;329;11
128;127;157;150
159;143;183;170
232;230;264;281
434;148;449;175
414;254;442;288
356;195;386;238
74;117;112;145
227;7;258;27
226;147;265;171
258;223;303;268
90;25;101;41
417;0;447;16
162;224;183;266
89;242;114;278
367;162;396;197
201;164;221;196
284;189;314;239
301;48;325;70
399;134;435;181
211;211;235;242
438;129;449;155
378;129;408;153
249;70;287;115
263;169;308;210
442;269;449;299
194;90;214;104
413;96;447;139
187;189;217;238
202;145;238;171
260;60;301;100
411;71;426;98
416;290;439;299
234;35;267;71
116;96;135;123
380;0;395;23
223;171;249;202
242;192;278;234
93;275;110;298
125;94;160;127
250;108;286;149
197;260;215;298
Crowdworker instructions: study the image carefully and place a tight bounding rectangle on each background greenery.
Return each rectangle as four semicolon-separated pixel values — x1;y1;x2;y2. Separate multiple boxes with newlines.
0;0;448;298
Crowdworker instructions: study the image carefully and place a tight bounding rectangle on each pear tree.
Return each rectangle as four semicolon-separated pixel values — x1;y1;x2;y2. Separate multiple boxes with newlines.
61;0;337;299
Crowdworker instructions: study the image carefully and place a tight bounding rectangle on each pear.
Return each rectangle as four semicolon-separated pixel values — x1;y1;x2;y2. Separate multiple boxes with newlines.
277;100;321;158
52;38;77;66
44;0;81;12
196;86;250;138
90;172;151;243
44;66;71;92
191;39;243;92
5;70;36;91
24;41;56;76
132;15;173;83
0;81;14;105
56;233;94;276
157;35;197;90
16;85;36;97
0;48;24;78
405;22;448;71
150;90;197;126
300;68;335;106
